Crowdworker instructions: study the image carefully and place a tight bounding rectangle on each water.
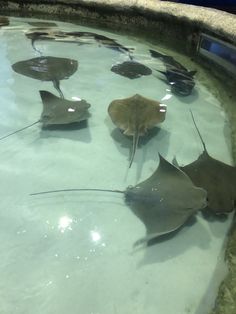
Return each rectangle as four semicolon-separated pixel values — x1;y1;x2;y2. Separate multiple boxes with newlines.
0;17;234;314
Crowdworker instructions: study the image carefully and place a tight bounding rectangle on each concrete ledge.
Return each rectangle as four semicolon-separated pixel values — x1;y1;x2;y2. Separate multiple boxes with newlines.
1;0;236;45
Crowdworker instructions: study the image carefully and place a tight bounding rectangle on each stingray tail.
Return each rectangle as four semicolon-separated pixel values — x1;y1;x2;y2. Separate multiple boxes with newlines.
53;79;64;99
129;128;139;168
128;52;134;61
31;39;43;55
30;188;124;196
0;120;40;141
190;110;207;152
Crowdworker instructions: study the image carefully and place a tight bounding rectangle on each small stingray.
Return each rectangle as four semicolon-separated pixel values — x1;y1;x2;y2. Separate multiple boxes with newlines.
108;94;166;167
90;32;132;55
30;154;207;246
65;32;131;54
25;30;133;57
0;91;90;141
12;56;78;98
175;110;236;214
27;21;58;28
25;30;70;55
150;49;196;96
111;60;152;79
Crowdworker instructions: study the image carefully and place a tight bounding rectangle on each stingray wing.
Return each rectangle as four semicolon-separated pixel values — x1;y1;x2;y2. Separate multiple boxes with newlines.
181;155;236;213
126;155;207;245
12;56;78;81
40;91;90;126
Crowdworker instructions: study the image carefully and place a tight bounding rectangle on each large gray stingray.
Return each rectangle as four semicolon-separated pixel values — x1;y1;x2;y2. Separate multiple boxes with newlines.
0;91;90;141
12;56;78;98
175;110;236;214
108;94;166;167
30;154;207;246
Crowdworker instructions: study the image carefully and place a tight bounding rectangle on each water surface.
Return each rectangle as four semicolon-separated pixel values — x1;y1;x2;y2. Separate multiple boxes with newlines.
0;17;233;314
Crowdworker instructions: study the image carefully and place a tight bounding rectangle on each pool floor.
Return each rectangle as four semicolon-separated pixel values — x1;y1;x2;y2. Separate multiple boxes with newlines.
0;17;234;314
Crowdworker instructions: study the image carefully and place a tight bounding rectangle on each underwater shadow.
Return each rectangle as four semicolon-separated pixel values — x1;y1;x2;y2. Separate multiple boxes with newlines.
110;126;170;160
135;215;211;266
38;120;92;143
176;87;199;104
201;208;233;239
201;208;228;223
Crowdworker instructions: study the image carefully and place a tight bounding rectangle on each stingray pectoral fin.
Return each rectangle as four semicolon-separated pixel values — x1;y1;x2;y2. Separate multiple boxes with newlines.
129;129;139;168
133;224;181;247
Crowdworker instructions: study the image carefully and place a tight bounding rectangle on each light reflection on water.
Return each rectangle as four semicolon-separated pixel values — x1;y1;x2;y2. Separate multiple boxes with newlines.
90;230;101;243
58;215;73;233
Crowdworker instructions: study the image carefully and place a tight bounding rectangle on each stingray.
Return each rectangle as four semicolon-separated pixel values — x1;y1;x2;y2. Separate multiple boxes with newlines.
0;91;91;141
26;30;74;51
25;30;73;55
149;49;196;96
12;56;78;98
108;94;166;167
30;154;207;245
25;30;133;57
111;60;152;79
174;110;236;214
64;32;132;54
90;32;132;55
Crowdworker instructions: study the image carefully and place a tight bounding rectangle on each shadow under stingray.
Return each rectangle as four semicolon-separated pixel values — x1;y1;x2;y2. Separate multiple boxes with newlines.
39;120;92;143
200;208;233;240
135;215;211;266
175;87;199;104
110;126;170;160
201;207;228;223
110;126;170;181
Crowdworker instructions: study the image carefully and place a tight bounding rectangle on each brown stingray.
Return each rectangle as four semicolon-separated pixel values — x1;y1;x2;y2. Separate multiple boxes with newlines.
0;91;90;141
175;110;236;214
12;56;78;98
108;94;167;167
30;154;207;246
111;60;152;79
